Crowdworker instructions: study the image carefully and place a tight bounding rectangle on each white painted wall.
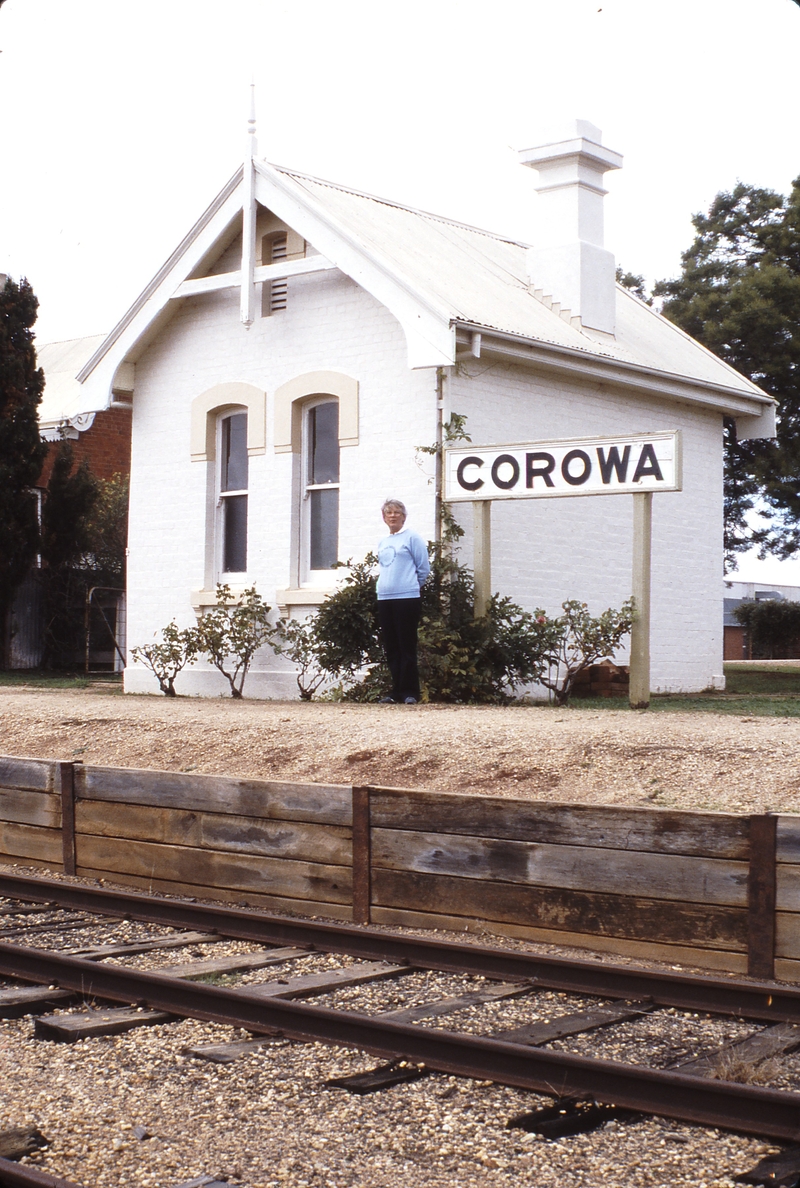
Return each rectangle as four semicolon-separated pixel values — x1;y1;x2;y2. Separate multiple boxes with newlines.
125;265;438;697
447;359;724;692
125;257;725;699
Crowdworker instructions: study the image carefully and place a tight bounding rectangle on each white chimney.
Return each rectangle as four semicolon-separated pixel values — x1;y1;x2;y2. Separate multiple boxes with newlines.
519;120;622;336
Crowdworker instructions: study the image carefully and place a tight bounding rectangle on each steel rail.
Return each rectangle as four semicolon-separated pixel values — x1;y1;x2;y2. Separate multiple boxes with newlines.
0;1155;84;1188
0;871;796;1024
1;942;800;1141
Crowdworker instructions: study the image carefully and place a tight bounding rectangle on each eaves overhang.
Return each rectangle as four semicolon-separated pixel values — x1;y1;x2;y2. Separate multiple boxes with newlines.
76;168;244;386
453;322;775;420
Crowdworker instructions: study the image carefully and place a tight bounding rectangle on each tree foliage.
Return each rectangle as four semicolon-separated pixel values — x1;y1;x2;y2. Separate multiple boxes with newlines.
654;178;800;564
0;277;47;660
40;442;99;570
732;598;800;660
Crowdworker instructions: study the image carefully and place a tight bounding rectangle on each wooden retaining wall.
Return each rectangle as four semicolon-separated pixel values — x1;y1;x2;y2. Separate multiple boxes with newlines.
1;754;798;982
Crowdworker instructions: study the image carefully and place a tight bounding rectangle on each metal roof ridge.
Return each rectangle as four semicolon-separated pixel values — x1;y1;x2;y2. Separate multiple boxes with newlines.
269;161;530;247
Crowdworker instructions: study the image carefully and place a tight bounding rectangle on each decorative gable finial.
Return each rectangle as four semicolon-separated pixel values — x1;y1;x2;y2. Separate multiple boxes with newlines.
241;83;258;328
247;80;257;159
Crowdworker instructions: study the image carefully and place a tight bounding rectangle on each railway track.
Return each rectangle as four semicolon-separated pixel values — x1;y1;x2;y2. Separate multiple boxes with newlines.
2;870;800;1188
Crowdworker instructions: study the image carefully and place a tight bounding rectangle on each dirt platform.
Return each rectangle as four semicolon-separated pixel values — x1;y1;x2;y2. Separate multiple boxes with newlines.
1;688;798;815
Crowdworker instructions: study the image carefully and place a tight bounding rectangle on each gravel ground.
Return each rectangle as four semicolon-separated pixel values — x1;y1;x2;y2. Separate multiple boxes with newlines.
2;689;800;1184
2;686;800;813
0;899;792;1187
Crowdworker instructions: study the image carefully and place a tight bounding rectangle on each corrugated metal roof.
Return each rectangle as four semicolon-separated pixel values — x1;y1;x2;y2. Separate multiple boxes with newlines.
36;334;108;425
277;167;766;399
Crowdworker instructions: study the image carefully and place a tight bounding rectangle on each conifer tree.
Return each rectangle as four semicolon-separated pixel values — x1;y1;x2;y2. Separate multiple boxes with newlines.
0;277;47;665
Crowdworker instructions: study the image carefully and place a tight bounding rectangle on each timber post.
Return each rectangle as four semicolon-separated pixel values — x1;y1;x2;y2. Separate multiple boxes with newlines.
629;491;653;709
747;813;777;980
352;786;372;925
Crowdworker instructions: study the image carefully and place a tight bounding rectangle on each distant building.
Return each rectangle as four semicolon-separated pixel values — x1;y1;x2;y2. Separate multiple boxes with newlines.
42;121;777;696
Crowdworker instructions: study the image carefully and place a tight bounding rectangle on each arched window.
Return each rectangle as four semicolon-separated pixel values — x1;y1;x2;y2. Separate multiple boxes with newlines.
303;400;339;578
219;410;248;574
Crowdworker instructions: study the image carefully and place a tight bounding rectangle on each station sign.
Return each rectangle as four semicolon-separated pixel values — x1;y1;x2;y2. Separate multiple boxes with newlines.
444;431;681;502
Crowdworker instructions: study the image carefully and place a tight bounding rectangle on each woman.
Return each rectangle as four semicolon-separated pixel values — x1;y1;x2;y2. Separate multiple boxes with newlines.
376;499;430;704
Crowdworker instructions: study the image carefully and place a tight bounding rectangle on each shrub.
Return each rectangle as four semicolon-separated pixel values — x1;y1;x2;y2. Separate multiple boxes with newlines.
538;599;636;706
131;621;197;697
310;547;558;703
272;615;327;701
733;599;800;659
194;584;274;698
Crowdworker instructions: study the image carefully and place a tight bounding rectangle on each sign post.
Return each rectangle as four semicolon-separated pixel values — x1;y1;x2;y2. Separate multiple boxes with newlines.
473;501;492;618
630;492;653;709
444;432;682;709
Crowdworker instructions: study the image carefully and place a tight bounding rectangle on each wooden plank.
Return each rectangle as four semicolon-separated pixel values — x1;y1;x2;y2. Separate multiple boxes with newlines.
75;834;352;904
76;764;351;825
0;757;54;793
326;1063;427;1094
70;931;220;959
377;981;533;1024
75;799;351;865
677;1022;800;1076
0;1127;48;1161
34;1006;174;1042
0;821;63;865
776;815;800;863
371;868;749;949
369;903;749;975
156;946;311;979
238;961;411;1000
371;827;749;907
73;866;354;923
0;789;60;829
56;762;76;876
187;1037;279;1063
351;786;371;926
370;788;750;858
748;814;777;979
0;986;78;1019
493;999;653;1045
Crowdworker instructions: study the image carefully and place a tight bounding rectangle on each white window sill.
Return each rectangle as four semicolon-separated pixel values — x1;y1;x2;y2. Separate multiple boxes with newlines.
275;587;336;614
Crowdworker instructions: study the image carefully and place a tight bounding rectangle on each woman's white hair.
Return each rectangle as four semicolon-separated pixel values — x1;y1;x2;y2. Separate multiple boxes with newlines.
382;498;407;516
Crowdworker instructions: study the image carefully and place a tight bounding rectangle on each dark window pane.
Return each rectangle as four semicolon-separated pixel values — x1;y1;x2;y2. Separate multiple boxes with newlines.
222;414;248;492
309;402;339;484
223;494;247;572
310;488;338;570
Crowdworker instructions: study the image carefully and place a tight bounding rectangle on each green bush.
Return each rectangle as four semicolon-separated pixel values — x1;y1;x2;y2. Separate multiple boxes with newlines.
130;621;197;697
733;599;800;659
309;547;559;703
193;584;274;698
538;599;636;706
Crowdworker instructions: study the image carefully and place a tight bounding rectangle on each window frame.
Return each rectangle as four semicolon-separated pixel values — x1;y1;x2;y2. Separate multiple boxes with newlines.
300;397;340;586
216;408;249;578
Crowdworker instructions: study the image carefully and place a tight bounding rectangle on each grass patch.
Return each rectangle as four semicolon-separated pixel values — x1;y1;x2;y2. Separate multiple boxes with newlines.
0;671;121;690
552;693;800;717
723;666;800;695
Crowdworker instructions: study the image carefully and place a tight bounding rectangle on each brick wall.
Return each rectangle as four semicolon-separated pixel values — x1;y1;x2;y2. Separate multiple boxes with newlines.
39;406;132;486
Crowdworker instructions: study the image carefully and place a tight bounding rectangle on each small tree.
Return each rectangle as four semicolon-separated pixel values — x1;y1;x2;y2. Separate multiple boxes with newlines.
194;584;274;698
130;622;197;697
272;616;327;700
539;599;636;706
0;277;48;664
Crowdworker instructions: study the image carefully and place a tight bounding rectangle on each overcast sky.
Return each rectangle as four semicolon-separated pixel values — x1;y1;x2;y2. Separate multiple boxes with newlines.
1;0;799;583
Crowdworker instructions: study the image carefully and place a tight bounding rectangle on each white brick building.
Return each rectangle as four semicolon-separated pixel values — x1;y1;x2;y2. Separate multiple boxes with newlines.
67;121;775;697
